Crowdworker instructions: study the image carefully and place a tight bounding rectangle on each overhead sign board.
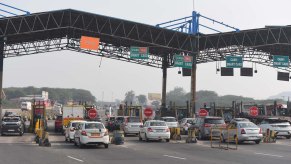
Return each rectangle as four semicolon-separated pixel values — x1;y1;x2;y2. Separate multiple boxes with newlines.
273;55;289;67
130;47;149;59
174;55;193;69
80;36;100;50
226;56;243;68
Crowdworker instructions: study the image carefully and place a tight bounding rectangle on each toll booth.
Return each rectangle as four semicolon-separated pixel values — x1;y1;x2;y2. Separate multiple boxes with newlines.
30;100;47;133
118;105;142;119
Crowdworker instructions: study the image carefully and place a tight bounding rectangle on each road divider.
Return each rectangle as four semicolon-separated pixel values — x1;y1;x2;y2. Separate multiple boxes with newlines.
163;155;186;160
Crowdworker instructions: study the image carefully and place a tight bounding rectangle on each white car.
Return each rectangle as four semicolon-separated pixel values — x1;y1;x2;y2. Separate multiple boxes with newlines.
122;117;143;136
74;121;110;148
222;120;263;144
179;118;196;134
161;117;178;128
259;118;291;139
64;120;87;142
139;120;170;142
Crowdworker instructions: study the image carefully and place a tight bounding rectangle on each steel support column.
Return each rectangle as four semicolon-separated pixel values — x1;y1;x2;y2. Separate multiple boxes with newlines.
161;55;168;111
0;37;4;123
191;53;197;117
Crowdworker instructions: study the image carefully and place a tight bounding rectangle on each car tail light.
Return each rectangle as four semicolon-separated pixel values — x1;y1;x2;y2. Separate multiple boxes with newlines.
104;129;108;136
147;128;153;132
166;128;170;132
204;124;211;127
81;130;87;136
70;128;75;132
241;129;246;134
259;128;262;134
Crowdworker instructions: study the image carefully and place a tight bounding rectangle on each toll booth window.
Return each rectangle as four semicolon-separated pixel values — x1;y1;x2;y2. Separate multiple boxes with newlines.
128;117;140;123
85;123;104;129
150;122;166;126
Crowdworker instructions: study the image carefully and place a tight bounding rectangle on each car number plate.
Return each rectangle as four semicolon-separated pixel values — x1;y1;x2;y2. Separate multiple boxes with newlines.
8;129;15;132
156;130;163;132
91;133;100;137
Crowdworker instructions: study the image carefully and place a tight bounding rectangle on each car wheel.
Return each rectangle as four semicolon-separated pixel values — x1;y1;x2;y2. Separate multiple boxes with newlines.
166;139;170;142
197;131;203;140
124;133;127;137
74;138;77;146
69;139;73;143
255;140;261;144
19;132;23;136
138;133;142;141
286;136;291;139
104;144;109;149
78;138;84;149
1;133;4;136
145;134;149;142
65;137;68;142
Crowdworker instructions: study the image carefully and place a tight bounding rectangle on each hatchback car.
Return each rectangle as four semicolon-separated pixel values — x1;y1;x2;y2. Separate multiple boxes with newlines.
191;116;226;140
74;121;109;148
259;118;291;139
161;117;178;128
139;120;170;142
179;118;196;134
222;120;263;144
64;120;87;142
122;117;142;136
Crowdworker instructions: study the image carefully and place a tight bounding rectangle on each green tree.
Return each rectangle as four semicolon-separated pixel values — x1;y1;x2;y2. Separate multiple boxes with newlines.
166;87;187;106
124;90;135;104
136;94;147;105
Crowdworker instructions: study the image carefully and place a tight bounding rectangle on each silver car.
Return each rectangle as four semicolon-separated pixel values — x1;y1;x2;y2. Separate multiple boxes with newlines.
161;117;178;128
121;117;143;136
222;120;263;144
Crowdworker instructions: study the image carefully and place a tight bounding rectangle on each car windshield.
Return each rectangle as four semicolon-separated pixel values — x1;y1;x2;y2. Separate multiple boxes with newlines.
238;122;258;128
85;123;104;129
205;118;225;124
128;117;140;123
150;122;166;126
116;117;125;122
187;119;195;124
265;119;290;124
163;118;177;122
71;122;79;127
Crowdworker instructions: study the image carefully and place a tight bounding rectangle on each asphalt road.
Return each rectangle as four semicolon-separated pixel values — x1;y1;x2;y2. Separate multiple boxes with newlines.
1;131;291;164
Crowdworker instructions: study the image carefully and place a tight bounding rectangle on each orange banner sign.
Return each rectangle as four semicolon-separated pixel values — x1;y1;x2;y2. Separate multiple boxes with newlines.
80;36;100;50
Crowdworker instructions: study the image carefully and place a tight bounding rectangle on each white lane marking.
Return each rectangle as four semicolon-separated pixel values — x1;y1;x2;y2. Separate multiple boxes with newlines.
67;156;84;162
163;155;186;160
255;153;284;158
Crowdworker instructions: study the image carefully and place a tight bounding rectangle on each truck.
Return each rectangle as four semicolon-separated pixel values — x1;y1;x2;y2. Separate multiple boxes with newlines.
20;101;32;111
62;105;85;131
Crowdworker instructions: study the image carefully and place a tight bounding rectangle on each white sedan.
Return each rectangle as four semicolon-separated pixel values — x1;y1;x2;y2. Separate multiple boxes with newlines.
139;120;170;142
74;121;109;148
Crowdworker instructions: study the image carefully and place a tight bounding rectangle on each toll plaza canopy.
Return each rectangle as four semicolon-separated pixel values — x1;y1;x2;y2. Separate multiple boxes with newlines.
1;9;291;71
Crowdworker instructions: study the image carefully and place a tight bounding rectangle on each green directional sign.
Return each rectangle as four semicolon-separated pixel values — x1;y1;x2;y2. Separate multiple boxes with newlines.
174;55;184;67
130;46;149;59
174;55;193;69
273;55;289;67
226;56;243;68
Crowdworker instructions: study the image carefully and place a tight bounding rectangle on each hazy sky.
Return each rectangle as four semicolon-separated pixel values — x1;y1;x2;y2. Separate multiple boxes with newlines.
1;0;291;101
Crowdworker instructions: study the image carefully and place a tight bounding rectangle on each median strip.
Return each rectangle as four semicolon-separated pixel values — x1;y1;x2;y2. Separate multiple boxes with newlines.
67;156;84;162
163;155;186;160
255;153;284;158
